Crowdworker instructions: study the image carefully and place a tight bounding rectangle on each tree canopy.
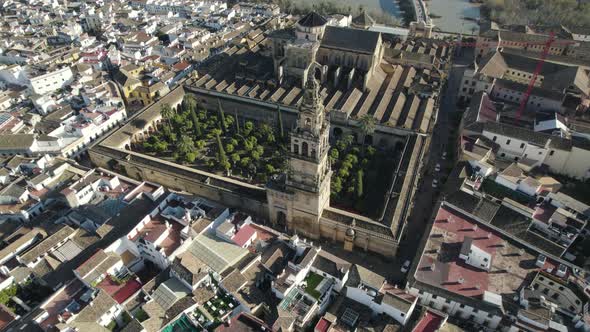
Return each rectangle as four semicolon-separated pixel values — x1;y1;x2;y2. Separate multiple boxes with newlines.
484;0;590;28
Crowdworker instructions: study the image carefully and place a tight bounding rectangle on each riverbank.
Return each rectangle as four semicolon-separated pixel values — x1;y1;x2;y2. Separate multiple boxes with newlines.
282;0;405;25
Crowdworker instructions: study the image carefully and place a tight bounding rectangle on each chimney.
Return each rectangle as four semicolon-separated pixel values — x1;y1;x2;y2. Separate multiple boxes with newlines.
458;277;464;284
472;225;478;231
429;263;436;271
487;232;492;239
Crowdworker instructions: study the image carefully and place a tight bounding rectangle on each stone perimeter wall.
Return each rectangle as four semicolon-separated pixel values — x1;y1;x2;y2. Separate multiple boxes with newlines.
90;84;405;258
319;215;399;257
89;145;270;217
89;145;399;257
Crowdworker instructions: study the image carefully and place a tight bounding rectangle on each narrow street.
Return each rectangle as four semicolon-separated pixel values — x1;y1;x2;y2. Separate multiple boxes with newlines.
389;49;472;285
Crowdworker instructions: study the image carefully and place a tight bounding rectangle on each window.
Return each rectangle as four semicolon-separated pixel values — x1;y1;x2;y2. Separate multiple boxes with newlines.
538;151;542;155
432;295;437;299
401;313;405;317
459;304;465;308
492;136;497;142
550;150;555;156
520;143;525;148
506;139;511;145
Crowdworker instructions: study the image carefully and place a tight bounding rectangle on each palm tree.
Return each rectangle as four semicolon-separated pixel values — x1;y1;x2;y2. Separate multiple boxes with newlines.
176;134;195;156
216;132;230;174
217;99;226;133
277;104;284;139
359;114;376;147
191;109;202;137
234;109;240;135
183;95;197;114
161;103;174;126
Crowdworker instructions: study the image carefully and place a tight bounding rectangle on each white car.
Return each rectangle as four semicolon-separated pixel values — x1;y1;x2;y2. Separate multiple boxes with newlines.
401;260;411;273
434;163;441;172
556;264;568;278
432;179;439;188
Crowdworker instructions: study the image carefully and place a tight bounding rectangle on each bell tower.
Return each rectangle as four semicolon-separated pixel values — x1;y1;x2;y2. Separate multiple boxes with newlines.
266;71;331;239
287;72;330;190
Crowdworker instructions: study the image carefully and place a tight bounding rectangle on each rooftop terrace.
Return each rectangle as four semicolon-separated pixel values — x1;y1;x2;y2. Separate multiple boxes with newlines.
415;206;559;300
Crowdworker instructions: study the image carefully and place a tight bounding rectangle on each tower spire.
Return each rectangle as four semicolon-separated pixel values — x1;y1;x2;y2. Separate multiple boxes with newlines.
297;68;325;137
302;74;320;110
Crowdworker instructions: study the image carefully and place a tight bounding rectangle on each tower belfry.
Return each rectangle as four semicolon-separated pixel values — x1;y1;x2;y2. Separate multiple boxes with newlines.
287;72;330;192
266;73;332;239
297;73;325;136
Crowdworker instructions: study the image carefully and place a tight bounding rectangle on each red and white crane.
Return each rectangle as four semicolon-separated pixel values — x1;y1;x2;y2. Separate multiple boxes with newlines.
450;32;576;120
515;32;555;121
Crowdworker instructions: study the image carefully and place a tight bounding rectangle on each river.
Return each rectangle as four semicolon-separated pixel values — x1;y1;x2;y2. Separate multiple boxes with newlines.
290;0;480;34
289;0;402;18
427;0;480;34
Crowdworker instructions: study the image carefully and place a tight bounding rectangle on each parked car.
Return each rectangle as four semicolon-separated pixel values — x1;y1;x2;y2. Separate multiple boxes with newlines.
432;179;439;188
556;264;568;278
401;260;411;273
434;163;441;172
